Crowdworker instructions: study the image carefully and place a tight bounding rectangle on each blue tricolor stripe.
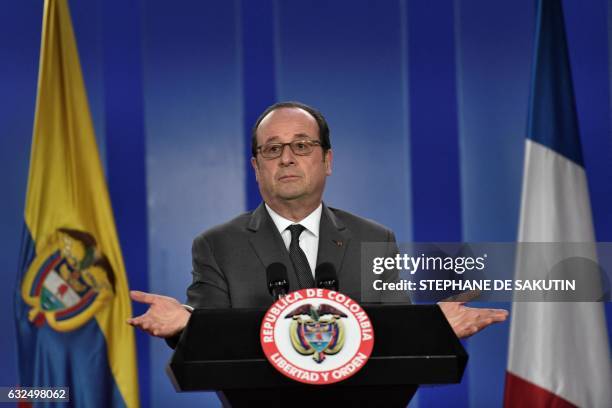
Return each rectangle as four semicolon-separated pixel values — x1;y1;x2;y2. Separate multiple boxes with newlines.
14;226;37;385
527;0;584;166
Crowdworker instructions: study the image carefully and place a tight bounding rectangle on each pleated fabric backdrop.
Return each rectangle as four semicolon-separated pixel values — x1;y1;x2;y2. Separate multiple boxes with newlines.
1;1;611;407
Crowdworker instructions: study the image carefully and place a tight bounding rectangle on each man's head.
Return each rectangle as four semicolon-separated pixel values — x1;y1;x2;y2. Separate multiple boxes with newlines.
251;102;331;157
251;102;333;216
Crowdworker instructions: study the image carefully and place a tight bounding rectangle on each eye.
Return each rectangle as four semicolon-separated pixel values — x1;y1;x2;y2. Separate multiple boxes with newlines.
264;144;281;154
293;141;308;151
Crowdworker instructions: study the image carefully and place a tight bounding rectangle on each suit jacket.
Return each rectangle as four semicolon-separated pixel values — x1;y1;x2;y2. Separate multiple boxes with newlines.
186;202;402;308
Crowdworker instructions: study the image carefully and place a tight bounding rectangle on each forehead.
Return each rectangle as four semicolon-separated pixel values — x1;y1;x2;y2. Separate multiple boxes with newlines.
256;107;320;144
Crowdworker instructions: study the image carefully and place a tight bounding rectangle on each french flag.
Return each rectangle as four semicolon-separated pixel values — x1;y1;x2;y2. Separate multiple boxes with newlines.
504;0;612;407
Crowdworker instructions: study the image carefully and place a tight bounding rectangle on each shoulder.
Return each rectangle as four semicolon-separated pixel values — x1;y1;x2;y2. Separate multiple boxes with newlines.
326;206;395;241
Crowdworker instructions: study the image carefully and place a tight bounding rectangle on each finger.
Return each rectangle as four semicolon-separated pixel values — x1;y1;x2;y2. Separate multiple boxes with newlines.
483;307;508;314
487;313;508;323
476;312;507;325
129;314;151;327
130;290;158;305
129;313;145;322
466;307;508;319
128;320;144;329
126;313;145;325
483;308;509;319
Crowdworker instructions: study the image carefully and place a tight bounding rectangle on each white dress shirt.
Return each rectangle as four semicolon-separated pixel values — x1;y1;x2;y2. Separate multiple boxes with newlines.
265;203;322;277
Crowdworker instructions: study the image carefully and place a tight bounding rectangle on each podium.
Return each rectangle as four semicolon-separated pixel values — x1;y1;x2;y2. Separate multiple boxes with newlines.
167;304;467;407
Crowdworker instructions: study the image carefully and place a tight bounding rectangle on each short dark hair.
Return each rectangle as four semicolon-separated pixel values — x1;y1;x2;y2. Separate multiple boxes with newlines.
251;101;331;157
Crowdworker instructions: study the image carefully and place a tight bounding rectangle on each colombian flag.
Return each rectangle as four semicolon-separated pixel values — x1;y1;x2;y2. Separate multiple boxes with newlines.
15;0;139;406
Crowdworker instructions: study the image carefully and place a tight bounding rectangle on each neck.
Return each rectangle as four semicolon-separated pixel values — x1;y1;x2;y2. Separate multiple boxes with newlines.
266;199;321;222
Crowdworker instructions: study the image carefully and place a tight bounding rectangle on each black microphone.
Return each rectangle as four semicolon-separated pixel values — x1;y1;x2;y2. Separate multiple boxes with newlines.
315;262;338;291
266;262;289;300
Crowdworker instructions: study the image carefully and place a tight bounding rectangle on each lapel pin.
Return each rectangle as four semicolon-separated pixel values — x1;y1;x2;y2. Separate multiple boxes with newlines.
333;240;343;247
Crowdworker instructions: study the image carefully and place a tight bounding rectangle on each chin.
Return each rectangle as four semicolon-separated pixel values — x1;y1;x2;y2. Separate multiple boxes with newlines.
276;184;305;196
278;193;305;201
276;188;307;201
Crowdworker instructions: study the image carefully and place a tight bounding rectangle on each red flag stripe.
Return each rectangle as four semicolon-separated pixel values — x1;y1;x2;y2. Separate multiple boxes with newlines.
504;371;576;408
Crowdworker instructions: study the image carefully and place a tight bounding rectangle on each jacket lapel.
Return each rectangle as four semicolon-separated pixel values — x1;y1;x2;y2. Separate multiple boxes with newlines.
317;204;351;283
247;203;299;291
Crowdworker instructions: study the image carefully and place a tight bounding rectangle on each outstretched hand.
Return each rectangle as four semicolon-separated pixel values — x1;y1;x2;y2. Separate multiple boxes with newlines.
127;290;191;338
438;292;508;339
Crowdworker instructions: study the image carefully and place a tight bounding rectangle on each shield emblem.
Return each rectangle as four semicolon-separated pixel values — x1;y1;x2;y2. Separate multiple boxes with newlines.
21;229;114;331
303;322;335;352
286;303;347;363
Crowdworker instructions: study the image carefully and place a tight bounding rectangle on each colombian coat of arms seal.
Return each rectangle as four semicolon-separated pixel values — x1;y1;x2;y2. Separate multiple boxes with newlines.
260;288;374;385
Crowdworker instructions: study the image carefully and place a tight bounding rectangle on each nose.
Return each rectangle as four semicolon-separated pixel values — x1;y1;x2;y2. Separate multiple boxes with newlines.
279;143;296;166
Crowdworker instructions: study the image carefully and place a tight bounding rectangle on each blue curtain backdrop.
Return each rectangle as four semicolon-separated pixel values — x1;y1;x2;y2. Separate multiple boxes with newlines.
1;0;611;407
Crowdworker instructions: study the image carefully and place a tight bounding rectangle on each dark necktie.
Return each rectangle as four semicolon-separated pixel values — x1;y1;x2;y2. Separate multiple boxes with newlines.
287;224;315;288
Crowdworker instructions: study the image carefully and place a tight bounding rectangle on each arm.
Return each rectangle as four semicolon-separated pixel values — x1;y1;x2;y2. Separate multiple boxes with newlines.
186;234;231;308
380;231;508;338
128;233;231;340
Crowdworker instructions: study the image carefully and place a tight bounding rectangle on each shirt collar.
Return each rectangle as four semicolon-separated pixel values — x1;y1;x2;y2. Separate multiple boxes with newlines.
265;203;322;237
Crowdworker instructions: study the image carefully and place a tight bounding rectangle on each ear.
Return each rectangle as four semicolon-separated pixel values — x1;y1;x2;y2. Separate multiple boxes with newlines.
324;149;333;176
251;156;260;182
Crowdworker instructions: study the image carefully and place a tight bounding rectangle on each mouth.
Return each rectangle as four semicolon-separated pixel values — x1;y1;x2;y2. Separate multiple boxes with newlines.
278;174;301;182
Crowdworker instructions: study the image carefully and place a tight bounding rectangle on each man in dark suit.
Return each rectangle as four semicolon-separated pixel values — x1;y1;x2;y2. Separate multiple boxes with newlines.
186;202;399;308
128;101;507;340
